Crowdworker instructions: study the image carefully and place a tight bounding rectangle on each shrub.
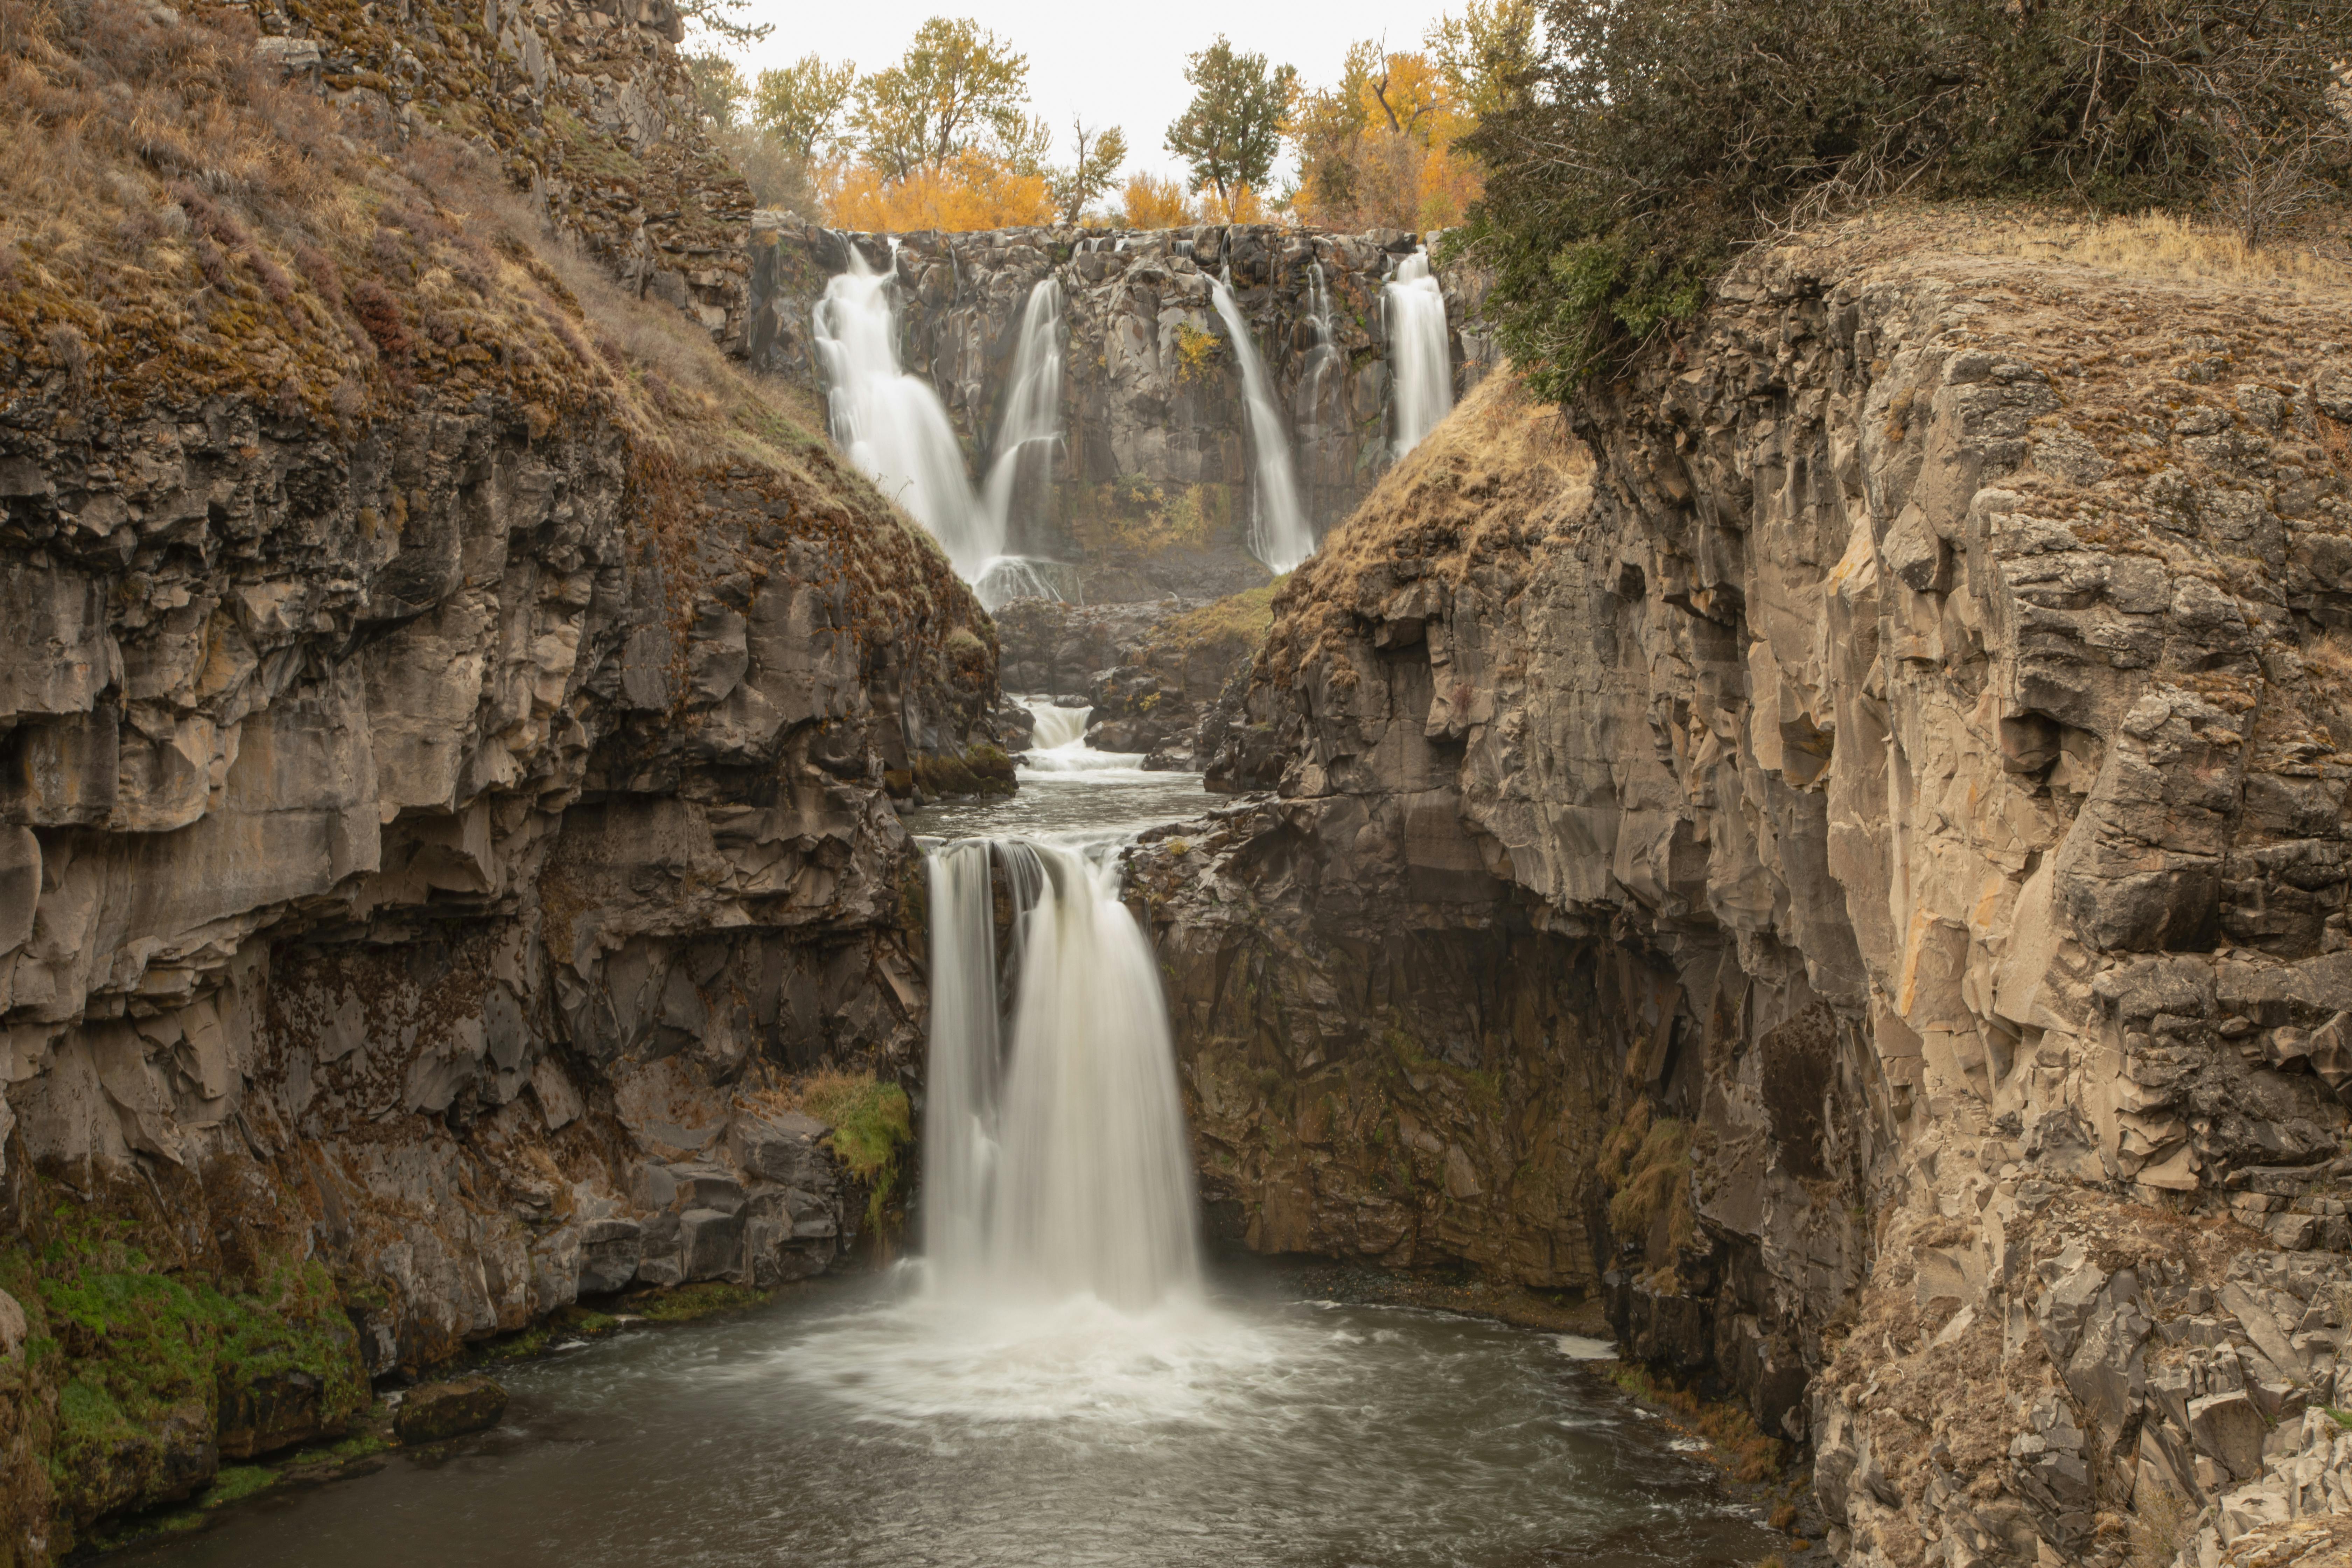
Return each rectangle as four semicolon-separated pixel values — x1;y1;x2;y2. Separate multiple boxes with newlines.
1459;0;2352;396
799;1071;915;1232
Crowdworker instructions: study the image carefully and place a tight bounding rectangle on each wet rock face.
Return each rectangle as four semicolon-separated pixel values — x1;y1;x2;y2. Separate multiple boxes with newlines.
748;218;1497;589
1150;228;2352;1563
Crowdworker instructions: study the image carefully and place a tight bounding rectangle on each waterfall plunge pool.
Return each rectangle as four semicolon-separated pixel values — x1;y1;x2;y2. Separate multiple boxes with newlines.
124;703;1784;1568
120;1262;1785;1568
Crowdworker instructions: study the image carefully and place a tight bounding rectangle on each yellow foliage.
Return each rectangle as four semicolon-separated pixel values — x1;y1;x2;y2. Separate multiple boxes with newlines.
1287;41;1485;231
821;151;1054;233
1119;171;1193;230
1173;320;1220;382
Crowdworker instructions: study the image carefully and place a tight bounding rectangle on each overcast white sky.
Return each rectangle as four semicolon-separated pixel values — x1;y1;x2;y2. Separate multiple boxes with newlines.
720;2;1463;184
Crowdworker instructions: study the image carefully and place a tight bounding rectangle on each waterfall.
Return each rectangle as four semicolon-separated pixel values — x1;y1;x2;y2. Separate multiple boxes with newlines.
811;246;1066;608
1384;250;1454;458
978;279;1064;567
1023;699;1089;753
1209;275;1315;576
1300;261;1342;428
922;838;1202;1309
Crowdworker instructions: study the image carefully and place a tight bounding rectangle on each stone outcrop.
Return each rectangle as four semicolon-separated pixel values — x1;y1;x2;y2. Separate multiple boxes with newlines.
1140;215;2352;1566
748;219;1497;596
0;0;993;1554
995;589;1272;764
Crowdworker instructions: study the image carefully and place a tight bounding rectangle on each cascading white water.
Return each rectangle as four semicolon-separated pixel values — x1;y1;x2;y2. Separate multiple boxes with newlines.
1209;275;1316;576
1299;261;1342;429
922;836;1201;1310
812;246;1068;608
1385;250;1454;459
979;278;1064;572
1024;700;1089;753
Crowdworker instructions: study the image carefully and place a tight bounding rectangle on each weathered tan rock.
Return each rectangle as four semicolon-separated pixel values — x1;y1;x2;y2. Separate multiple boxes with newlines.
1143;214;2352;1566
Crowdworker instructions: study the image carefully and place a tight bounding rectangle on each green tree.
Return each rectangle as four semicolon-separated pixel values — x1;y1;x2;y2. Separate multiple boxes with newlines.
1462;0;2352;398
683;51;747;132
753;54;858;161
1164;35;1296;219
1050;118;1129;220
851;16;1032;178
676;0;769;46
1427;0;1537;120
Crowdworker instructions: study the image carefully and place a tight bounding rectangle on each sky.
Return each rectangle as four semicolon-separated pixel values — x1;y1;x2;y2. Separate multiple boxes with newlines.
721;1;1465;184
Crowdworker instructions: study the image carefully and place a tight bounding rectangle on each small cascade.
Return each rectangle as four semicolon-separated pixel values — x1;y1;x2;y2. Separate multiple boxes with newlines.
1024;699;1090;753
1384;249;1454;458
1209;275;1316;575
1295;261;1344;527
811;247;1066;609
922;836;1202;1310
978;279;1064;562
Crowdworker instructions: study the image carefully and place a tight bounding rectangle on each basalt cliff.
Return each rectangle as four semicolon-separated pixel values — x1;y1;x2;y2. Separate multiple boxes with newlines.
1134;217;2352;1568
0;0;999;1552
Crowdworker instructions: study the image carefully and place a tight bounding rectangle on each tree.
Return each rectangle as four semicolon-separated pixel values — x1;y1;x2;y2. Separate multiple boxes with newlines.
1428;0;1537;121
851;16;1031;178
675;0;769;46
1164;36;1295;220
1287;37;1480;232
683;51;747;132
1050;118;1129;221
753;55;858;162
1462;0;2352;398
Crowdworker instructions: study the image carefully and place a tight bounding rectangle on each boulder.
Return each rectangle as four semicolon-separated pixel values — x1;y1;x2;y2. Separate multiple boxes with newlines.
577;1218;644;1296
216;1367;335;1460
729;1112;830;1188
393;1378;509;1444
2190;1390;2271;1481
679;1207;746;1281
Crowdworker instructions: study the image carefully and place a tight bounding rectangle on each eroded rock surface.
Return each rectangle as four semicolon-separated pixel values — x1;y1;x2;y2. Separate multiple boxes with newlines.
1141;220;2352;1567
0;0;994;1554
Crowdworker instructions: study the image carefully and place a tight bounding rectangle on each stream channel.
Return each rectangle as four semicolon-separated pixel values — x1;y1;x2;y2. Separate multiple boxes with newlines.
124;704;1783;1568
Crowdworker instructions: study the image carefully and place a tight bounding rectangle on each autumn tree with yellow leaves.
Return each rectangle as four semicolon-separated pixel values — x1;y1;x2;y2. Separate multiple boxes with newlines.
1286;0;1536;233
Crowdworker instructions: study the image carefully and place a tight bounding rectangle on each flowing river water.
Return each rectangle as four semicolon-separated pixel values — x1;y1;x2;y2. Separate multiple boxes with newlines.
127;703;1783;1568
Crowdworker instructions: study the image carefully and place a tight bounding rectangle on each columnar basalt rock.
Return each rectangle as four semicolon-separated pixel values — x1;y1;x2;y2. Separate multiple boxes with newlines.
0;0;995;1552
748;219;1496;592
1142;216;2352;1566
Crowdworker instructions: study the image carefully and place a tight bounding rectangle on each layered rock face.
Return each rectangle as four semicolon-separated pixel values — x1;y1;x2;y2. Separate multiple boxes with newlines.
1143;220;2352;1566
748;219;1495;595
0;0;993;1553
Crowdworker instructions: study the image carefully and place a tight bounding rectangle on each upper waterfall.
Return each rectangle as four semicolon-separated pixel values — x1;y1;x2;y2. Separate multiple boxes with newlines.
812;246;1066;608
1385;250;1454;458
1209;275;1316;576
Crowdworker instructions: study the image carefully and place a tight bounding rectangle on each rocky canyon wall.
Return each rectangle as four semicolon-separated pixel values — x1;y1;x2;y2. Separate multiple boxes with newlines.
747;218;1497;598
0;0;999;1555
1141;216;2352;1568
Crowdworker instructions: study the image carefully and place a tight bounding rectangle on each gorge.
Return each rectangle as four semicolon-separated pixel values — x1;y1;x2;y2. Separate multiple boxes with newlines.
5;0;2352;1566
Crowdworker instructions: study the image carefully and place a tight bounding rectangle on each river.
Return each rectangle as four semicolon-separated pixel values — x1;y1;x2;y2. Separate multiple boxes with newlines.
124;704;1782;1568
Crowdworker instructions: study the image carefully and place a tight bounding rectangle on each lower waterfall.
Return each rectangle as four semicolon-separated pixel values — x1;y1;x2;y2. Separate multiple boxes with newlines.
920;836;1201;1310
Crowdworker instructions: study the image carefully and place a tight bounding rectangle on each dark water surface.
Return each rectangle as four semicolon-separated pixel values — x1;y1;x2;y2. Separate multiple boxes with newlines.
124;726;1779;1568
123;1263;1778;1568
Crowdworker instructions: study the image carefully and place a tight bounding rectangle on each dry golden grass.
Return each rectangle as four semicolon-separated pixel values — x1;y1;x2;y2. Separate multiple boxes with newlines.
1975;208;2352;295
1254;366;1593;690
1776;198;2352;301
0;0;855;483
